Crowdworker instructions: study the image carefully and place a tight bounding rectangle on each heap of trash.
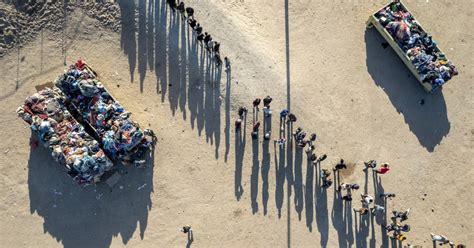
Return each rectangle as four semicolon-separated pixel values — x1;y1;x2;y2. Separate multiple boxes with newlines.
375;2;458;91
17;60;156;185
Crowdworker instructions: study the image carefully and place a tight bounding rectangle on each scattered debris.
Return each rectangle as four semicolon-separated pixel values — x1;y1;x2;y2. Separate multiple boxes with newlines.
96;193;103;200
106;172;122;188
137;183;147;191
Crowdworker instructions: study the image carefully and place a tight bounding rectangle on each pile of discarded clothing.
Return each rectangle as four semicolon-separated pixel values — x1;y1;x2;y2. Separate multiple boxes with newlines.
17;60;156;185
54;60;154;162
17;87;114;185
375;2;458;91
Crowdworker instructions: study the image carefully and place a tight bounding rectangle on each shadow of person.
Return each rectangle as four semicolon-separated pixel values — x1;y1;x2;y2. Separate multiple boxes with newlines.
355;208;370;248
364;28;450;152
118;0;137;83
293;145;304;220
315;160;329;247
304;155;314;232
137;0;148;92
224;68;231;162
167;8;181;116
27;133;154;248
154;0;168;100
274;139;285;218
234;115;246;201
344;199;355;247
331;176;346;247
355;165;370;247
250;133;260;214
372;171;389;247
186;229;194;248
261;114;272;215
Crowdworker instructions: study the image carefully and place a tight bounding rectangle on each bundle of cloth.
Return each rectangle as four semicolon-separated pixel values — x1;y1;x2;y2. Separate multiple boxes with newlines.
375;2;458;91
17;87;113;185
54;60;151;160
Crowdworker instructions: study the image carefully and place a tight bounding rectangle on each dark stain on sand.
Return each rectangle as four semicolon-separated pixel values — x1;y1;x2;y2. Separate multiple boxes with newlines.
338;162;357;179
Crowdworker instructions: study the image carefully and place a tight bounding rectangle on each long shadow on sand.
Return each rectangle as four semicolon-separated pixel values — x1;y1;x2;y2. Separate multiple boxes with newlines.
119;0;223;159
365;28;450;152
28;134;154;248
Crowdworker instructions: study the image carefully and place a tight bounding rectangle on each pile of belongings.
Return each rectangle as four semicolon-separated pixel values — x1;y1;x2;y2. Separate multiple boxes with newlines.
54;60;154;163
375;2;458;91
17;87;114;185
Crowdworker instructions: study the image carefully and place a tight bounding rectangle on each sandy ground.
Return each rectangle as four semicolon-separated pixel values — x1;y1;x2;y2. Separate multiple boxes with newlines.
0;0;473;247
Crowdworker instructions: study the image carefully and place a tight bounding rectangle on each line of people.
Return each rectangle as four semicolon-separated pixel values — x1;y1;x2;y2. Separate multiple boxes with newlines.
233;99;465;246
166;0;225;67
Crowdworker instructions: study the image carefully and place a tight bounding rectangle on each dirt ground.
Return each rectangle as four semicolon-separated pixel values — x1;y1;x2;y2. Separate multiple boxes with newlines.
0;0;473;247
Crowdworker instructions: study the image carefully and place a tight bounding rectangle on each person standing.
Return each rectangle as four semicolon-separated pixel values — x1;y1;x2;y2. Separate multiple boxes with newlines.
334;159;347;171
263;96;272;117
224;57;231;72
287;113;297;123
392;208;410;222
370;204;385;215
354;207;369;216
361;194;374;206
235;118;242;131
380;192;396;200
180;225;192;233
185;7;194;20
177;2;186;19
252;121;260;139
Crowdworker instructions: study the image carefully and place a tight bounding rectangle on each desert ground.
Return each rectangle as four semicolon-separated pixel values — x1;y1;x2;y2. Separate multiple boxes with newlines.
0;0;473;247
